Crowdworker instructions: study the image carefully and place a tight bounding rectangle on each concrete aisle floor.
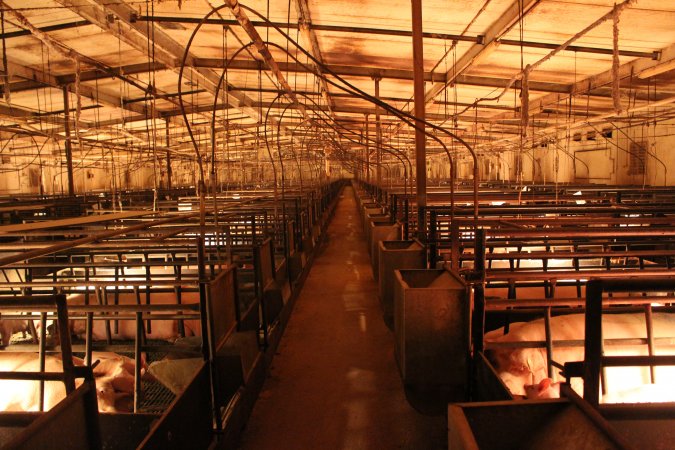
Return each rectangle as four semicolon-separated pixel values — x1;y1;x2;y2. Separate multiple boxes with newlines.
237;186;447;450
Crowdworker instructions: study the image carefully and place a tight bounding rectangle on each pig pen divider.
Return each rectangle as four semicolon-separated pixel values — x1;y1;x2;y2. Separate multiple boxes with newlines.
466;225;675;401
567;277;675;408
0;366;103;450
0;294;102;449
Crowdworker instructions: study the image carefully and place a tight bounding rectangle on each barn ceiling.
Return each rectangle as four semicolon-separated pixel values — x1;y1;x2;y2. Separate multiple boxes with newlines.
0;0;674;173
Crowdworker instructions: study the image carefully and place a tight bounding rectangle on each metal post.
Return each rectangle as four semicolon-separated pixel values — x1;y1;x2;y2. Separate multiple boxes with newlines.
374;77;382;191
62;86;75;197
365;114;370;183
55;295;76;394
391;194;397;223
429;209;437;268
411;0;426;237
165;120;173;190
404;198;409;240
583;279;603;408
472;229;487;354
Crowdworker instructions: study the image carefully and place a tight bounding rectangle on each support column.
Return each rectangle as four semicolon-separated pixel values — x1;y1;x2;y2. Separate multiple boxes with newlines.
411;0;426;236
165;120;173;190
62;86;75;196
365;114;370;184
359;128;365;181
374;77;382;191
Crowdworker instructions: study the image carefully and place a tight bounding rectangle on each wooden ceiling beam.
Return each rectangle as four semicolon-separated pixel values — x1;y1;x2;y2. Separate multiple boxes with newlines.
55;0;262;124
295;0;335;112
423;0;541;104
224;0;309;122
515;42;675;124
134;15;658;60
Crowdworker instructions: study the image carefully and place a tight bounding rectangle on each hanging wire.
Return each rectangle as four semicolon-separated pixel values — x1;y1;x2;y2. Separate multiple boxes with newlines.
178;4;479;217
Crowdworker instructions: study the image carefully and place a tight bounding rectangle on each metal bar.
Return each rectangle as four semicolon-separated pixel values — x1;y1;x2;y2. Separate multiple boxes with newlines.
55;295;76;394
38;312;46;411
197;236;210;362
596;277;675;292
429;210;437;268
545;306;554;378
450;220;460;270
84;267;92;365
482;228;675;239
96;287;112;345
403;198;409;240
583;279;603;407
472;229;487;356
498;38;658;59
485;270;675;282
486;297;675;309
485;336;675;349
0;212;199;268
0;371;69;381
144;259;152;335
601;355;675;367
411;0;426;238
62;86;75;197
645;304;656;383
374;77;382;188
0;302;201;313
134;307;142;413
166;120;173;191
0;19;90;39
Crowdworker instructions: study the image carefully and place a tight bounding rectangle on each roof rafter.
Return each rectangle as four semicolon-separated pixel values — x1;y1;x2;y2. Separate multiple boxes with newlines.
423;0;541;104
54;0;262;124
294;0;335;112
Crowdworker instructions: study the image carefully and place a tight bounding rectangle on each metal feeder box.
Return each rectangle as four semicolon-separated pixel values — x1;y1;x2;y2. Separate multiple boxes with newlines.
394;268;468;399
369;221;402;278
364;213;390;252
448;399;629;450
377;240;426;329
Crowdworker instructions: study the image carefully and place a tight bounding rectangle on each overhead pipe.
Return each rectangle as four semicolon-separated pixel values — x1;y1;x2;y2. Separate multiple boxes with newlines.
237;8;479;220
224;0;309;121
182;3;478;220
61;86;75;196
207;40;414;202
411;0;427;236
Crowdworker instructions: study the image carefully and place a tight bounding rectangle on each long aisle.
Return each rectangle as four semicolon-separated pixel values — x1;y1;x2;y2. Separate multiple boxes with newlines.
238;185;446;450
